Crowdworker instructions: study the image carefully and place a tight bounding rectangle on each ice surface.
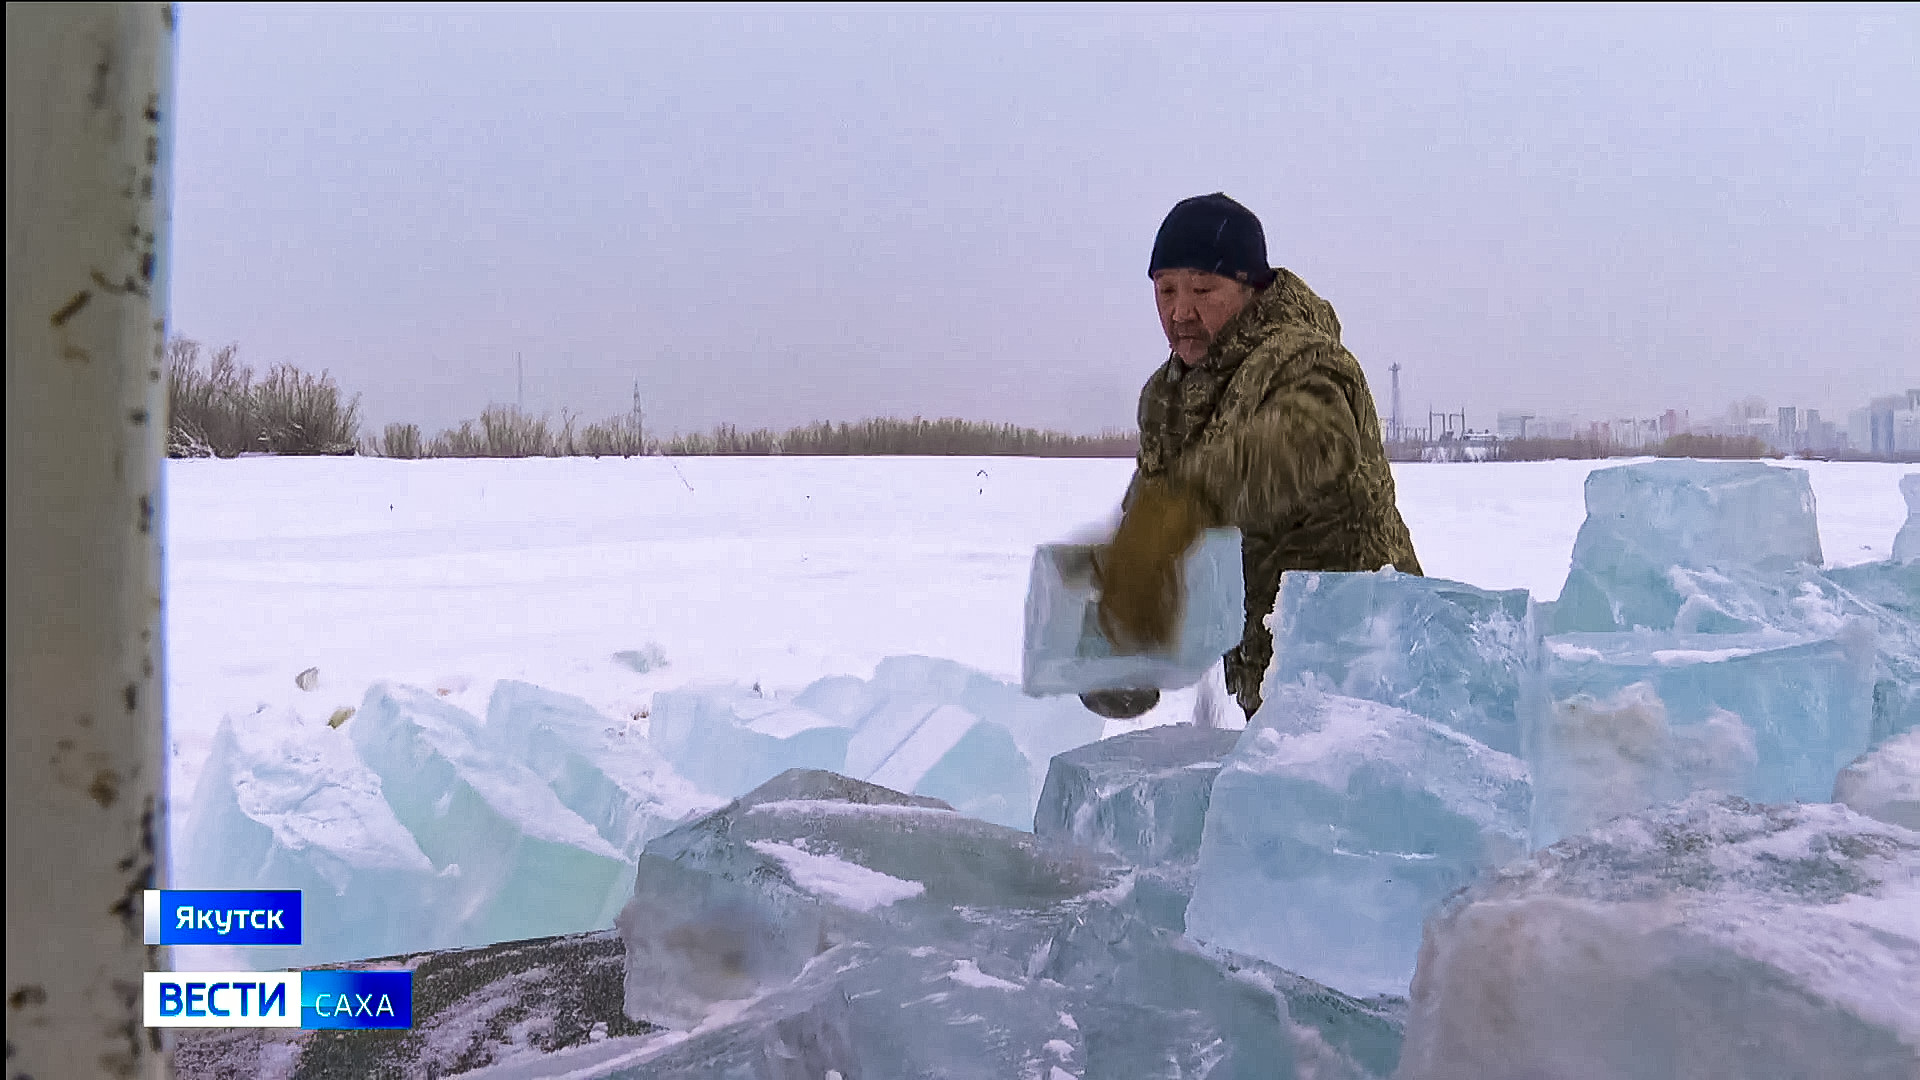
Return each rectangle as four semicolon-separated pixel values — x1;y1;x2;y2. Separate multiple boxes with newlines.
485;680;721;858
1023;527;1246;696
1530;630;1874;845
175;709;439;968
1185;684;1531;998
1834;730;1920;830
1031;722;1240;932
618;768;1406;1078
1827;559;1920;742
352;683;636;950
790;655;1106;830
1398;794;1920;1080
1554;460;1823;634
1034;723;1241;868
646;684;855;797
1267;570;1539;755
1895;473;1919;563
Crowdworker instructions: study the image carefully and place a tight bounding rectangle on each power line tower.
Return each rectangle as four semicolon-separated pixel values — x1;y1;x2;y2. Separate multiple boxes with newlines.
1389;362;1402;443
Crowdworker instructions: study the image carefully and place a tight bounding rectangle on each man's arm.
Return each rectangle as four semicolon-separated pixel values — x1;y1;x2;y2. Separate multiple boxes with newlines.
1165;354;1361;529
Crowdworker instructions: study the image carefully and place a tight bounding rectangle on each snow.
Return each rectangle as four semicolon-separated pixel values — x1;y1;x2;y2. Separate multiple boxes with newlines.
945;958;1021;990
745;840;926;912
1834;730;1920;830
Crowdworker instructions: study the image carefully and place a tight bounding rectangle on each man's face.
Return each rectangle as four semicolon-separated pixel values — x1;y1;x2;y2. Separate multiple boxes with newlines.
1154;268;1254;366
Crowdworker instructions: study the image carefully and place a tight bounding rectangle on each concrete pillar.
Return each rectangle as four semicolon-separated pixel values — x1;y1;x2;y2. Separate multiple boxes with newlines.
6;4;175;1077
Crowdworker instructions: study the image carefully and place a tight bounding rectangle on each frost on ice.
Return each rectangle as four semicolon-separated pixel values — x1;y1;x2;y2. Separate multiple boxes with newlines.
1397;795;1920;1080
175;708;437;968
1184;683;1531;999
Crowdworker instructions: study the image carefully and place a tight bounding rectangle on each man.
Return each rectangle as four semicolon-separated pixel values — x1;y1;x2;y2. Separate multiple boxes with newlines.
1084;193;1422;721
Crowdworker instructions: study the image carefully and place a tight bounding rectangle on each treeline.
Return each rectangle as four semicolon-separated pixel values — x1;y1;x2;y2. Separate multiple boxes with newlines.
165;339;361;457
163;341;1791;464
1388;433;1779;463
164;341;1138;459
365;412;1139;459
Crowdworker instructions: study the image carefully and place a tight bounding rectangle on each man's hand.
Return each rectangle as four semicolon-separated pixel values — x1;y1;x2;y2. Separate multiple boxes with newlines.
1093;477;1207;653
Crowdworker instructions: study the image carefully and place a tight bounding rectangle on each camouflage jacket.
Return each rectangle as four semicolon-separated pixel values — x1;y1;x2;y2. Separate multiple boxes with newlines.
1130;268;1422;706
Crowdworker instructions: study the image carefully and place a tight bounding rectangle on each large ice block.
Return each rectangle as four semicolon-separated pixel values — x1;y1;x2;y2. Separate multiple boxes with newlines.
1185;684;1531;999
1554;460;1823;633
1828;559;1920;742
1033;723;1242;930
645;684;854;797
1834;729;1920;830
1529;630;1874;845
175;710;440;968
1895;473;1919;563
1267;569;1539;755
1034;723;1241;867
619;768;1407;1078
1397;795;1920;1080
618;768;1109;1028
484;680;721;858
1022;527;1246;696
352;683;635;949
791;656;1106;830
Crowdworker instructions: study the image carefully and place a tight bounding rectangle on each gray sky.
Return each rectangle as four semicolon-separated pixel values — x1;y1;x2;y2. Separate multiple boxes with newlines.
168;2;1918;438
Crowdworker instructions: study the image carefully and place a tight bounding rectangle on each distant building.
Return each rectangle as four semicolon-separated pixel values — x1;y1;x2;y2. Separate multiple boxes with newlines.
1777;406;1798;451
1495;411;1535;440
1849;407;1873;454
1898;409;1920;455
1869;395;1908;456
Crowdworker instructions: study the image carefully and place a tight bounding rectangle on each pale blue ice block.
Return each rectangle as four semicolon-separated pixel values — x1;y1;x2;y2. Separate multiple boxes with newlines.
1555;460;1823;633
1268;569;1540;756
1526;629;1875;847
1185;684;1531;999
1022;527;1245;697
1894;473;1919;563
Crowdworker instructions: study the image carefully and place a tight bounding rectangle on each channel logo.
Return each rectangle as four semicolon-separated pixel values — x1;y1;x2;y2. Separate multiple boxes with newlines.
143;973;299;1028
145;971;413;1030
300;970;413;1030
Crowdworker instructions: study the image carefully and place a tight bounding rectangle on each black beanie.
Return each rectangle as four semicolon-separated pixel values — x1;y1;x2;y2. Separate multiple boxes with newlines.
1148;193;1270;285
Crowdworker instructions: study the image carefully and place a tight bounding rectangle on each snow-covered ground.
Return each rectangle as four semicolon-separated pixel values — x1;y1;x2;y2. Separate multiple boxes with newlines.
162;455;1911;853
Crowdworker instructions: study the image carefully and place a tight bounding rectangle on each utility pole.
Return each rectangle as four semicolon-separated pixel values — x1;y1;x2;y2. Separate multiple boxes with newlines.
1388;362;1402;444
517;352;524;413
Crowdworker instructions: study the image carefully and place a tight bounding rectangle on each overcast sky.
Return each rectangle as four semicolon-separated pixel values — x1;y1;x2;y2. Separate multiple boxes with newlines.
167;2;1918;438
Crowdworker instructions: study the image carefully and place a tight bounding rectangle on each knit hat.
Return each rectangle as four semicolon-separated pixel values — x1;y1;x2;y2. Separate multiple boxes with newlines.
1148;193;1270;285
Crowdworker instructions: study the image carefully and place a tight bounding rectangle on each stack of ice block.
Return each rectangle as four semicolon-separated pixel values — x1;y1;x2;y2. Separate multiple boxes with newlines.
1527;459;1883;847
1021;527;1245;697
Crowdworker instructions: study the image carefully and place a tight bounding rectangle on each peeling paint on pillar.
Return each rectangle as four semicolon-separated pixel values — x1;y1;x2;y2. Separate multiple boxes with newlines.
6;4;176;1079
